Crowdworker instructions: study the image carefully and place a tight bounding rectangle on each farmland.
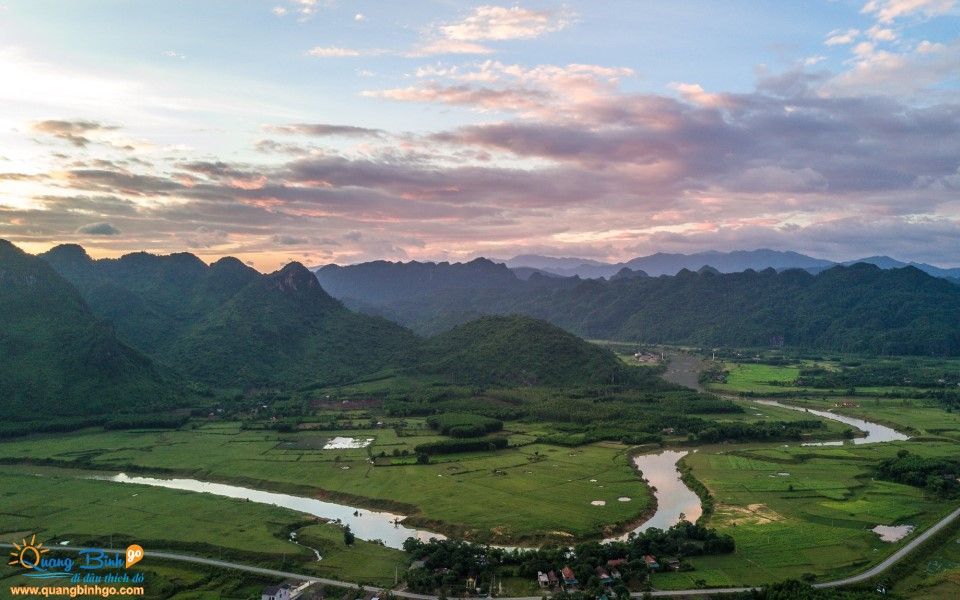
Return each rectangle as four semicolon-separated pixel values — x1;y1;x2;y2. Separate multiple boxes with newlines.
682;351;960;596
0;423;654;545
0;463;406;595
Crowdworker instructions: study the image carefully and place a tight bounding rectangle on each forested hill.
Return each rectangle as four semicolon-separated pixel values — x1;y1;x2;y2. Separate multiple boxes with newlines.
40;244;419;388
328;262;960;356
34;243;639;390
417;315;648;386
315;257;522;304
0;240;180;416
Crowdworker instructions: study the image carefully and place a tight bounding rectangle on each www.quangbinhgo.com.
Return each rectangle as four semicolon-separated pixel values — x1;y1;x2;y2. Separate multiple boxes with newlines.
8;584;145;598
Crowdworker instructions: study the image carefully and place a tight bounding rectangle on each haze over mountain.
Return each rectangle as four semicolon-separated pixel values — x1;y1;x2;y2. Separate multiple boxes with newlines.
0;240;180;416
314;257;960;356
22;241;635;391
498;249;960;280
41;243;419;388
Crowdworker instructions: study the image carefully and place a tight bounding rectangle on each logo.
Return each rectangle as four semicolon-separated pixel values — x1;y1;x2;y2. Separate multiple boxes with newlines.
8;535;146;585
8;535;49;571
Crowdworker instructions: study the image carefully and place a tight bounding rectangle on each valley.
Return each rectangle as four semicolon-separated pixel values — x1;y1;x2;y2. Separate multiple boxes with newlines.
4;240;960;599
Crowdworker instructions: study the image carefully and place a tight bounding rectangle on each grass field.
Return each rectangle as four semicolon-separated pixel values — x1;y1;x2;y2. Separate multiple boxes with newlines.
682;352;960;592
0;426;653;544
651;440;954;589
0;464;405;596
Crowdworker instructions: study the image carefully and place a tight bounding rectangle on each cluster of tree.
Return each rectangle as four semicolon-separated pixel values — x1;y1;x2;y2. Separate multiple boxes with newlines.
695;420;825;443
876;450;960;497
796;361;960;389
731;579;883;599
414;437;509;455
426;413;503;438
402;520;734;594
102;414;189;430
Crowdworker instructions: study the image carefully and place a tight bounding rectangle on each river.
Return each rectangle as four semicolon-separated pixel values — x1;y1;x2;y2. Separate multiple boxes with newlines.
94;354;907;550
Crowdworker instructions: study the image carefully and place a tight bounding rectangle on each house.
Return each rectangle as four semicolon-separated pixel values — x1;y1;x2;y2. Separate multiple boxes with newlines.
537;571;550;588
606;558;626;579
665;558;681;571
547;570;559;587
643;555;660;570
262;584;292;600
595;566;613;585
561;566;578;586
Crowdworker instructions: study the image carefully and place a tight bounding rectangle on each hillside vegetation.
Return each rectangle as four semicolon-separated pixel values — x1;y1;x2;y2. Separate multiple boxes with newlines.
40;244;419;389
418;315;639;386
28;243;639;391
0;240;180;417
320;261;960;355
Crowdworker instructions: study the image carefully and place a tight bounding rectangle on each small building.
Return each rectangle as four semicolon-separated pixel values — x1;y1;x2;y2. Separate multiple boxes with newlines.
262;584;292;600
665;558;681;571
561;566;578;586
537;571;550;588
606;558;626;568
547;570;559;587
595;566;613;585
643;555;660;570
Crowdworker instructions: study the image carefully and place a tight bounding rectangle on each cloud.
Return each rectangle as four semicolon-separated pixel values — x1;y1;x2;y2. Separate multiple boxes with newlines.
76;222;121;236
354;13;366;22
407;40;494;56
861;0;956;23
271;234;310;245
825;38;960;95
31;119;119;147
268;123;385;137
825;28;860;45
162;50;186;60
439;5;572;41
305;46;387;58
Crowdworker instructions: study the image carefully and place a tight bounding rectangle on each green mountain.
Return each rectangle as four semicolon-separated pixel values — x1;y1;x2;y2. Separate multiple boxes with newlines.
34;244;663;390
310;260;960;356
0;240;178;416
417;315;637;386
41;245;419;388
167;262;420;387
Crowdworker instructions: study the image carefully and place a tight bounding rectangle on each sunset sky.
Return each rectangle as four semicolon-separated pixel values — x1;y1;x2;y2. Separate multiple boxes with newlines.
1;0;958;270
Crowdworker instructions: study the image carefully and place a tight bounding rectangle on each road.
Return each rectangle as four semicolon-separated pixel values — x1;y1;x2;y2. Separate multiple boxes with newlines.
5;507;960;599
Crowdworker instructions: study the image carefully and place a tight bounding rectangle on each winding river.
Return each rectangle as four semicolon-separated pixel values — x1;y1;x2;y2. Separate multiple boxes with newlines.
93;356;908;550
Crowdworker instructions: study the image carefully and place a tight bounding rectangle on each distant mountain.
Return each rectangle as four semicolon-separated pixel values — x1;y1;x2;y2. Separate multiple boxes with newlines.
509;266;565;280
844;256;960;280
42;245;418;388
417;315;638;386
0;240;180;416
500;249;837;278
315;258;522;305
497;254;609;270
323;261;960;356
609;267;649;281
500;249;960;281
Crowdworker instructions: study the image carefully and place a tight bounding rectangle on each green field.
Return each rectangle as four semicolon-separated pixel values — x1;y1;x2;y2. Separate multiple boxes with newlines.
0;464;405;596
653;441;953;589
0;425;653;544
690;352;960;596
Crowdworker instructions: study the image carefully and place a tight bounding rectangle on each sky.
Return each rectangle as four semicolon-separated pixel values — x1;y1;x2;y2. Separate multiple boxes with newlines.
0;0;958;271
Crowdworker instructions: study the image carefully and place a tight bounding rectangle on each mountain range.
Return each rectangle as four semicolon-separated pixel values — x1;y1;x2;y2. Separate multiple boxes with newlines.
495;249;960;280
315;257;960;355
0;240;634;419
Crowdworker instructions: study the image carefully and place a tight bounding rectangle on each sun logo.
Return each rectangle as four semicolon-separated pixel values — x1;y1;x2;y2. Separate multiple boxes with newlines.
8;534;48;569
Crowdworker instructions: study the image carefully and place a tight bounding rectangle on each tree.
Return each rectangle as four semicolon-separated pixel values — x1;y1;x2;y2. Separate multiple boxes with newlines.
343;525;355;546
